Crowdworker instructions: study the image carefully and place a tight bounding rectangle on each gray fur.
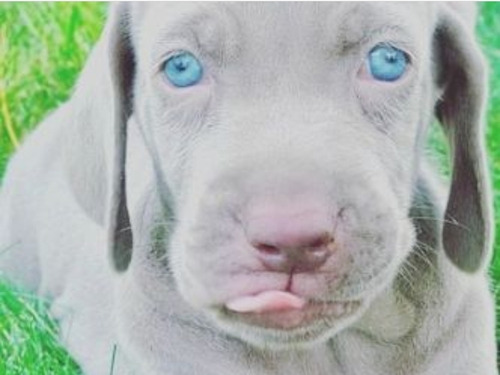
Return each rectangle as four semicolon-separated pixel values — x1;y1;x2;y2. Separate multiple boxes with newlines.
0;3;496;374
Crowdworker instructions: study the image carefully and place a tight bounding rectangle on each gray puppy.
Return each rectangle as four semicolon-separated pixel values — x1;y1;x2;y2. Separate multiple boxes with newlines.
0;3;496;375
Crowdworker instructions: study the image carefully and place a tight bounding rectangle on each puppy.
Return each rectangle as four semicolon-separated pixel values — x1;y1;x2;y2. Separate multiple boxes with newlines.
0;3;496;374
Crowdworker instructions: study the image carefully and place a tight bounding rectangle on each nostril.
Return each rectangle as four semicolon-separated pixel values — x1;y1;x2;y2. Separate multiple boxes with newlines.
252;234;332;256
254;243;281;256
251;233;335;273
307;233;334;251
244;203;337;272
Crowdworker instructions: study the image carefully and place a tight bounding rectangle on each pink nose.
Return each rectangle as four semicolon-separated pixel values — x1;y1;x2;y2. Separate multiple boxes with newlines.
245;200;335;273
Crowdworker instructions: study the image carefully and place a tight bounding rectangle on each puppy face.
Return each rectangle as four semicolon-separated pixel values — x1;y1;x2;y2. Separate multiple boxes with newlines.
128;2;433;347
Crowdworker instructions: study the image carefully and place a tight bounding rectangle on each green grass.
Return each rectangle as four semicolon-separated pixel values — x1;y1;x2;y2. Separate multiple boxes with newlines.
477;3;500;314
0;283;79;374
0;2;106;174
0;3;106;373
0;3;499;374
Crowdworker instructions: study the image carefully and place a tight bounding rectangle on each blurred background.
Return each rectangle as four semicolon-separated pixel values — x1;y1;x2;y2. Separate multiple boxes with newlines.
0;2;499;373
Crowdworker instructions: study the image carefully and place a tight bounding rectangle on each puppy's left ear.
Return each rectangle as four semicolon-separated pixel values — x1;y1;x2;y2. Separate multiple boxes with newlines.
434;3;493;273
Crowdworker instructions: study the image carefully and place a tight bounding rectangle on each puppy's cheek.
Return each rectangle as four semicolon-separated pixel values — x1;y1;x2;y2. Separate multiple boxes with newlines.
397;218;417;262
168;220;245;310
331;200;413;301
348;223;418;341
167;228;211;308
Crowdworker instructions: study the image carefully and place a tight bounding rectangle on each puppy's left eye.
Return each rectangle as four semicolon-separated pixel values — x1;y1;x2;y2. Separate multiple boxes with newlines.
365;44;408;82
163;51;203;88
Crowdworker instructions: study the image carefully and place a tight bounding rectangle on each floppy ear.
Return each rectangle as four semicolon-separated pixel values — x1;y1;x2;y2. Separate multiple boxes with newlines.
61;3;134;271
434;4;493;273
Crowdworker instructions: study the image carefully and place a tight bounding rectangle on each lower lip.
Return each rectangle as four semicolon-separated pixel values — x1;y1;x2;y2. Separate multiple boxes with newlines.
227;300;360;330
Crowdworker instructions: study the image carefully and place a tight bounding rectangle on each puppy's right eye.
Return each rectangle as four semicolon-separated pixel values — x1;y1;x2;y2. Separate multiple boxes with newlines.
163;51;203;88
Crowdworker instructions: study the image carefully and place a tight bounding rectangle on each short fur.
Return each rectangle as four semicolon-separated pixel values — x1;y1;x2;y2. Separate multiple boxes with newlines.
0;3;496;374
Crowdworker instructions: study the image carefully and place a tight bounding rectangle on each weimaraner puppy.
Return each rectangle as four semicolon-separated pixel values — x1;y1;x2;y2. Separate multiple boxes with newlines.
0;3;496;375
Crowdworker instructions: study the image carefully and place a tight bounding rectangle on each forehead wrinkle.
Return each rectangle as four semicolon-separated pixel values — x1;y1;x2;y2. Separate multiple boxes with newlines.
140;3;239;67
327;3;423;53
344;25;417;56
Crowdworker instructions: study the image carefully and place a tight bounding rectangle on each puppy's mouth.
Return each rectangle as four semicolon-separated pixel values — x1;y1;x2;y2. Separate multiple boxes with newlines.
223;290;361;330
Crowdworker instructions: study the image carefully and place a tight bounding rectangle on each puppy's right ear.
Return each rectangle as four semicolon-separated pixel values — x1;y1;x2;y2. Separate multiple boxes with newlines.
61;3;134;271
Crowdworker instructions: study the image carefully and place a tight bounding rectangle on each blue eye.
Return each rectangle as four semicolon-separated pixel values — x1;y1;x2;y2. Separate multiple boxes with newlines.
164;52;203;88
367;45;408;82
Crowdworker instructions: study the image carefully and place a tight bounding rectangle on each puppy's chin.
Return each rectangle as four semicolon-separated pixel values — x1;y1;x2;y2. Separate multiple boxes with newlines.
206;299;366;350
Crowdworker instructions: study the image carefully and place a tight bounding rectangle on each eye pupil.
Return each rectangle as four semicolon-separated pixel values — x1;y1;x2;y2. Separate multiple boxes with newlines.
367;45;408;82
164;52;203;88
385;52;397;63
174;58;188;71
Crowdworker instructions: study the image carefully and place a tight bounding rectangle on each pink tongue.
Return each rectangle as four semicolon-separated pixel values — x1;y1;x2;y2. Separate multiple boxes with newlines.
225;291;306;313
